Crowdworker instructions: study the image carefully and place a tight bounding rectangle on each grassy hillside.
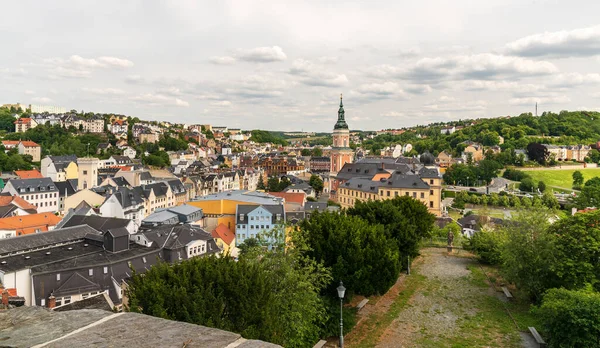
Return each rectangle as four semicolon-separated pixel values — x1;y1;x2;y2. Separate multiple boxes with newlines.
523;168;600;189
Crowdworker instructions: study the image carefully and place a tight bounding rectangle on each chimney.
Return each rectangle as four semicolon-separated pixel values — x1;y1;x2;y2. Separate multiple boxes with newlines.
2;289;8;307
47;295;56;309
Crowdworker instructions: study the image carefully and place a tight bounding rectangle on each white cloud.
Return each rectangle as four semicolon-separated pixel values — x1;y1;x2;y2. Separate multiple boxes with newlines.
505;25;600;58
24;90;35;95
353;81;407;100
41;55;133;79
225;74;288;99
97;56;134;68
125;75;145;84
209;56;236;65
394;47;421;58
82;87;126;95
130;93;190;107
367;53;558;83
210;100;232;107
289;59;348;87
32;97;53;103
424;97;487;112
549;73;600;88
509;95;571;106
317;56;339;64
237;46;287;62
157;86;182;96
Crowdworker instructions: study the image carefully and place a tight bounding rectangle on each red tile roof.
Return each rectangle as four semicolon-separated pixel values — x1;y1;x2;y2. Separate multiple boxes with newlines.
19;140;40;147
267;192;306;205
14;170;43;179
1;140;19;147
211;223;235;246
14;118;32;124
0;213;61;235
0;194;37;211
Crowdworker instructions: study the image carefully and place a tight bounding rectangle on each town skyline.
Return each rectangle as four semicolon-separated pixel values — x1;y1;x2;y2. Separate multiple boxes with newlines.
2;1;600;132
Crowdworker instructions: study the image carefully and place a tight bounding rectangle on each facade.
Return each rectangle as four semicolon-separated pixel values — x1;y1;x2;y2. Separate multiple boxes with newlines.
17;141;41;162
29;104;66;114
110;120;128;134
100;187;145;228
309;156;331;173
41;155;79;182
461;143;484;162
77;157;99;190
138;130;160;143
0;213;61;238
2;178;60;213
63;189;106;212
436;151;453;168
235;204;285;248
14;118;38;133
32;113;63;127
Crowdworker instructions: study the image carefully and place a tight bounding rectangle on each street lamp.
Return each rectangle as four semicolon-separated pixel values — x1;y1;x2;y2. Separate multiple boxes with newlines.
337;281;346;348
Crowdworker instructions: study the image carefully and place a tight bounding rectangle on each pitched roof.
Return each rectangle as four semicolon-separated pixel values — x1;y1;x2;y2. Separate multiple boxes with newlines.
53;272;102;297
60;215;131;233
0;213;62;234
0;225;101;256
19;141;39;148
14;170;43;179
0;194;37;211
7;178;57;193
211;223;234;245
1;140;19;146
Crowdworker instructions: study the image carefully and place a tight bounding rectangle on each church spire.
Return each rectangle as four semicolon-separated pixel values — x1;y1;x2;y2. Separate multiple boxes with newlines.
334;94;348;130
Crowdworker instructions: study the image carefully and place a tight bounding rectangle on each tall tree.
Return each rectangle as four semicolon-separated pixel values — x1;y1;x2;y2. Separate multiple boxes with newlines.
573;170;584;189
308;175;324;197
527;143;549;165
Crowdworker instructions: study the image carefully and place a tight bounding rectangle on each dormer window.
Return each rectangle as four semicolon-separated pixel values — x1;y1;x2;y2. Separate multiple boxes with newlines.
240;214;244;221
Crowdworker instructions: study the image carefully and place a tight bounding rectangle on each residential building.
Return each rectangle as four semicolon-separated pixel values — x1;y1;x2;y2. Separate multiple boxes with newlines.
77;157;99;190
436;151;453;168
309;156;331;173
0;213;61;238
17;140;41;162
63;189;106;212
14;118;38;132
0;194;37;217
29;104;66;114
457;215;504;237
110;120;128;134
235;204;285;249
441;126;456;134
109;155;133;166
55;180;78;212
2;178;59;213
123;147;137;159
1;140;19;151
31;113;62;127
141;204;203;227
211;223;235;255
57;214;136;234
461;142;484;162
138;130;159;143
257;156;305;176
41;155;78;182
330;95;354;173
163;179;187;205
100;186;145;228
140;182;176;216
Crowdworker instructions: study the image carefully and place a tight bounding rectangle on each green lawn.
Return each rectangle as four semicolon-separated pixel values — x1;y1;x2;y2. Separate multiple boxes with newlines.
523;168;600;190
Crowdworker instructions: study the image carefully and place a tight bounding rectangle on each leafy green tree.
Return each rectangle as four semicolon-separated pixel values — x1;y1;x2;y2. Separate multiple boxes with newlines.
267;176;280;192
347;197;435;259
537;180;546;193
500;208;557;302
311;147;323;157
0;109;16;132
527;143;549;165
534;287;600;348
256;175;265;190
572;177;600;209
519;178;537;193
541;191;559;209
549;210;600;292
300;149;311;156
466;228;506;265
300;211;401;297
521;197;532;207
308;175;324;197
573;170;584;189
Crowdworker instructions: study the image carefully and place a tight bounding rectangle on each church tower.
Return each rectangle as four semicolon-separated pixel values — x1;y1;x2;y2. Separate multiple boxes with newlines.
330;94;354;173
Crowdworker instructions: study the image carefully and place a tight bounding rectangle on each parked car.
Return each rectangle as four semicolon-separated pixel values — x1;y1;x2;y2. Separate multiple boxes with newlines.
469;188;478;192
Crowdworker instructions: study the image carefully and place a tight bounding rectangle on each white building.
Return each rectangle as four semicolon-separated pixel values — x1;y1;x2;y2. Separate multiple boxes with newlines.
2;178;60;213
29;104;67;114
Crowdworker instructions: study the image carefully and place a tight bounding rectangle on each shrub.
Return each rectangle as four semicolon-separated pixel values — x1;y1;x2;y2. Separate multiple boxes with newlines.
534;287;600;347
503;168;530;181
465;229;506;265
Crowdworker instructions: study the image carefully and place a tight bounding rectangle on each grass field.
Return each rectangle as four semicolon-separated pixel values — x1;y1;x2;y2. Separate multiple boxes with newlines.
523;168;600;190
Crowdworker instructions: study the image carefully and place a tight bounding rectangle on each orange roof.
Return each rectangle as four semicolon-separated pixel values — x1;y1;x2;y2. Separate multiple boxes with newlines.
211;223;235;245
0;195;37;211
19;140;40;147
113;119;126;125
1;140;19;146
268;192;306;205
372;173;391;181
14;170;43;179
6;288;17;296
0;213;61;235
14;118;32;124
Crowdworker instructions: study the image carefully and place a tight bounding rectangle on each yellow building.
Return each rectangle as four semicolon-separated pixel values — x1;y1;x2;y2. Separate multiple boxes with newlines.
187;190;284;234
63;189;106;212
337;170;442;216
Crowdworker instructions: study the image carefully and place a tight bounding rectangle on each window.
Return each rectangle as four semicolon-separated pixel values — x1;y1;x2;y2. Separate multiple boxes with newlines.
420;192;425;199
104;266;108;274
430;190;434;195
413;192;417;198
430;179;434;185
240;214;245;221
56;273;60;281
430;201;434;208
63;296;71;305
387;191;390;197
394;192;398;197
89;269;93;276
41;299;45;307
405;192;409;196
83;170;88;175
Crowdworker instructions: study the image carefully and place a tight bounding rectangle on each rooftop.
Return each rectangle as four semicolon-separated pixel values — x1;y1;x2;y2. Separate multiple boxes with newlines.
192;190;283;205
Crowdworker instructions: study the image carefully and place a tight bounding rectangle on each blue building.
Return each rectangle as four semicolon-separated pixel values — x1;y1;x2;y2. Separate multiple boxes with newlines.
235;204;285;248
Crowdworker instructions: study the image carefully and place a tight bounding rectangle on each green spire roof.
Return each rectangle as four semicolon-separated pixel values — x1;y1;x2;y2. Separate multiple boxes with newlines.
334;94;349;130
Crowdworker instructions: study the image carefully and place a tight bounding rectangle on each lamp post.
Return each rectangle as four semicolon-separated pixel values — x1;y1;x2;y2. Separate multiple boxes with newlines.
337;281;346;348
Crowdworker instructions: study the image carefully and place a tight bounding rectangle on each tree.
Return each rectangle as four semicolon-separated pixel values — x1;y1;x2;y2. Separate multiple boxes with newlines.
127;231;330;348
500;208;558;302
535;287;600;348
256;176;266;190
311;147;323;157
300;149;311;156
541;191;559;209
347;197;435;259
573;170;584;189
537;180;546;193
300;211;401;297
308;175;324;197
519;178;537;193
527;143;549;165
572;177;600;209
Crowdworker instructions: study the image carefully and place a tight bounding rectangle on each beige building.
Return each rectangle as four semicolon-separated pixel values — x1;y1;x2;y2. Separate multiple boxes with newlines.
77;157;99;190
63;189;106;212
18;141;41;162
462;143;484;162
337;170;442;216
436;151;453;168
14;118;37;133
139;131;160;143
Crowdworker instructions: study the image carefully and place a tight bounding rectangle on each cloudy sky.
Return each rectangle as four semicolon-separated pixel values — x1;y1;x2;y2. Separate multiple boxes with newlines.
1;1;600;131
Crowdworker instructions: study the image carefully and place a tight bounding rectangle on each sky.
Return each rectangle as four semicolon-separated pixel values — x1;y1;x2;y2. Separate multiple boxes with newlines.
1;1;600;132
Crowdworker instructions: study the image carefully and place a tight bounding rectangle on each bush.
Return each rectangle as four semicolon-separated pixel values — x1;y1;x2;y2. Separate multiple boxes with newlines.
519;178;537;193
503;168;530;181
465;229;506;265
534;287;600;347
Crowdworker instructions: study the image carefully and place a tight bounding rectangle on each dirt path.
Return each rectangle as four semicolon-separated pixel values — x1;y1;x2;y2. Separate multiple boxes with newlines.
346;248;532;348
